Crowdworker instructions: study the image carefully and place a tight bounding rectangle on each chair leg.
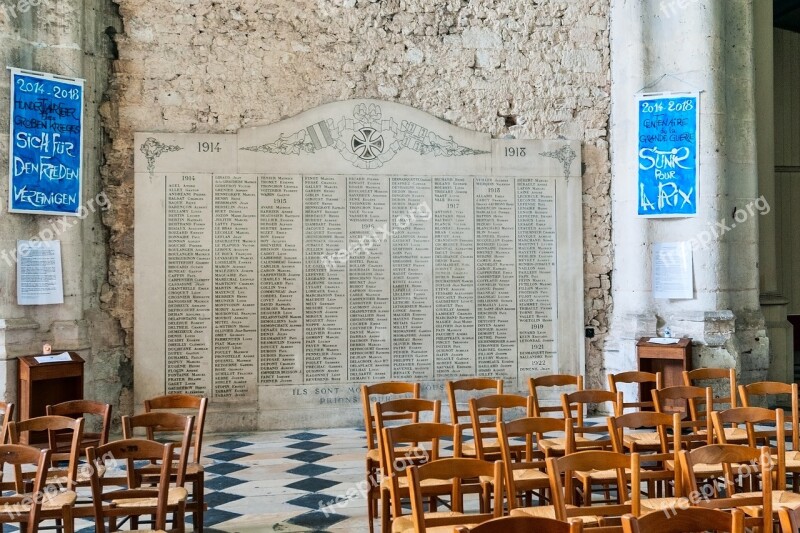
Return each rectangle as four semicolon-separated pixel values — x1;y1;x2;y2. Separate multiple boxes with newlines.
62;505;74;533
194;472;204;532
380;487;391;533
175;501;187;533
366;459;376;533
367;480;375;533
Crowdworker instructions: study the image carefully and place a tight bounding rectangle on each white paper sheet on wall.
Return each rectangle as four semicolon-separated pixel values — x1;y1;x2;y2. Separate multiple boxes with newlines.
16;240;64;306
652;242;693;299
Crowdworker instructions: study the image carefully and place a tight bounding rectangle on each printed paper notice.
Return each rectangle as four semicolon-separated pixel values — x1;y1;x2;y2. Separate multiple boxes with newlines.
34;353;72;364
653;242;693;299
17;240;64;305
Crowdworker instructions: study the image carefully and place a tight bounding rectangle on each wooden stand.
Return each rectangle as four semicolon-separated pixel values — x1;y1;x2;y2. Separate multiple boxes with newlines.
17;352;84;443
637;337;692;413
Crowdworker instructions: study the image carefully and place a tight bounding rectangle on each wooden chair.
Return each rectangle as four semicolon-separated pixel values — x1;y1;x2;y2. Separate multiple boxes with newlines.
361;381;419;533
652;388;714;497
122;412;195;530
682;368;745;443
381;422;454;532
609;411;675;501
457;515;584;533
498;416;569;513
87;438;186;533
0;444;74;533
396;457;503;532
532;390;618;459
652;386;712;449
529;374;583;417
536;450;639;526
712;407;800;517
445;378;503;459
621;508;745;533
375;401;442;533
739;381;800;490
8;416;84;492
46;399;112;454
467;393;530;460
144;393;208;531
608;371;661;413
562;390;621;451
678;444;772;533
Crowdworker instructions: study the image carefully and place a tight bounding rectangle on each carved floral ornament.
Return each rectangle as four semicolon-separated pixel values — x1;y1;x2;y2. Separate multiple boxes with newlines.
140;137;182;175
240;103;489;170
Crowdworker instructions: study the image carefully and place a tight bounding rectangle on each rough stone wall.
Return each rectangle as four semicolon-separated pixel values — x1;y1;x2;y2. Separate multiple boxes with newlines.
102;0;613;398
0;0;127;425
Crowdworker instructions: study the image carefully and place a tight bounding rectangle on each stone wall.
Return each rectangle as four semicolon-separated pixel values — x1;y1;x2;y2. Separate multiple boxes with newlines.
102;0;613;407
0;0;127;422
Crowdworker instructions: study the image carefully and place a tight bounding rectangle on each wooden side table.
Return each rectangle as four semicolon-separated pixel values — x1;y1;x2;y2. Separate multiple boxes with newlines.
637;337;692;413
17;351;85;443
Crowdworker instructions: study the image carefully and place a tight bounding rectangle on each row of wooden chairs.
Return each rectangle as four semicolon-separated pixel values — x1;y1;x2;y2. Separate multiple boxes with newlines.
0;393;208;533
362;373;800;532
387;443;777;532
453;508;747;533
380;401;798;530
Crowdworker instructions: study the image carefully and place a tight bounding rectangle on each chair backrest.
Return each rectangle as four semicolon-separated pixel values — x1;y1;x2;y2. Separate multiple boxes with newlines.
374;398;440;475
406;457;503;531
547;450;639;522
653;385;712;424
711;407;785;479
46;399;112;453
381;422;453;519
0;444;51;527
739;381;799;450
678;444;772;533
458;515;583;533
121;412;195;486
682;368;737;416
621;508;744;533
561;390;621;450
529;374;583;417
87;438;176;533
8;415;84;490
608;371;661;412
468;393;531;459
360;381;419;452
609;412;676;498
144;393;207;464
0;402;14;444
446;378;503;424
497;416;568;510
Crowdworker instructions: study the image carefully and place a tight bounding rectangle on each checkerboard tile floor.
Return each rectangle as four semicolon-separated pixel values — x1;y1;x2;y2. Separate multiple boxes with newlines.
197;428;370;532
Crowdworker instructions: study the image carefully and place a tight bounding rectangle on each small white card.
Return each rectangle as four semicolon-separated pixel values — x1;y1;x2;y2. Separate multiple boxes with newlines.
34;352;72;364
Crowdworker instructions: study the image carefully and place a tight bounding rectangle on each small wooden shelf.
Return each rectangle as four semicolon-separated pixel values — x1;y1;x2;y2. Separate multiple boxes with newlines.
637;337;692;413
17;351;84;443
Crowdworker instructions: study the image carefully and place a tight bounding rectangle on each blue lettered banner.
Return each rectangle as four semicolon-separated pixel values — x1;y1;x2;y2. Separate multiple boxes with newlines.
637;92;699;217
8;68;84;215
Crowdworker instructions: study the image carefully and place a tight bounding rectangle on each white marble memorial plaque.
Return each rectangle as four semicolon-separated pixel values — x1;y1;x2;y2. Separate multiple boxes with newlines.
134;100;584;430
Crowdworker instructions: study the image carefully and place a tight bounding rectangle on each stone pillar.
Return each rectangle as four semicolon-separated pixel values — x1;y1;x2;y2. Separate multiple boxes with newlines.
606;0;768;389
754;0;794;383
0;2;126;411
